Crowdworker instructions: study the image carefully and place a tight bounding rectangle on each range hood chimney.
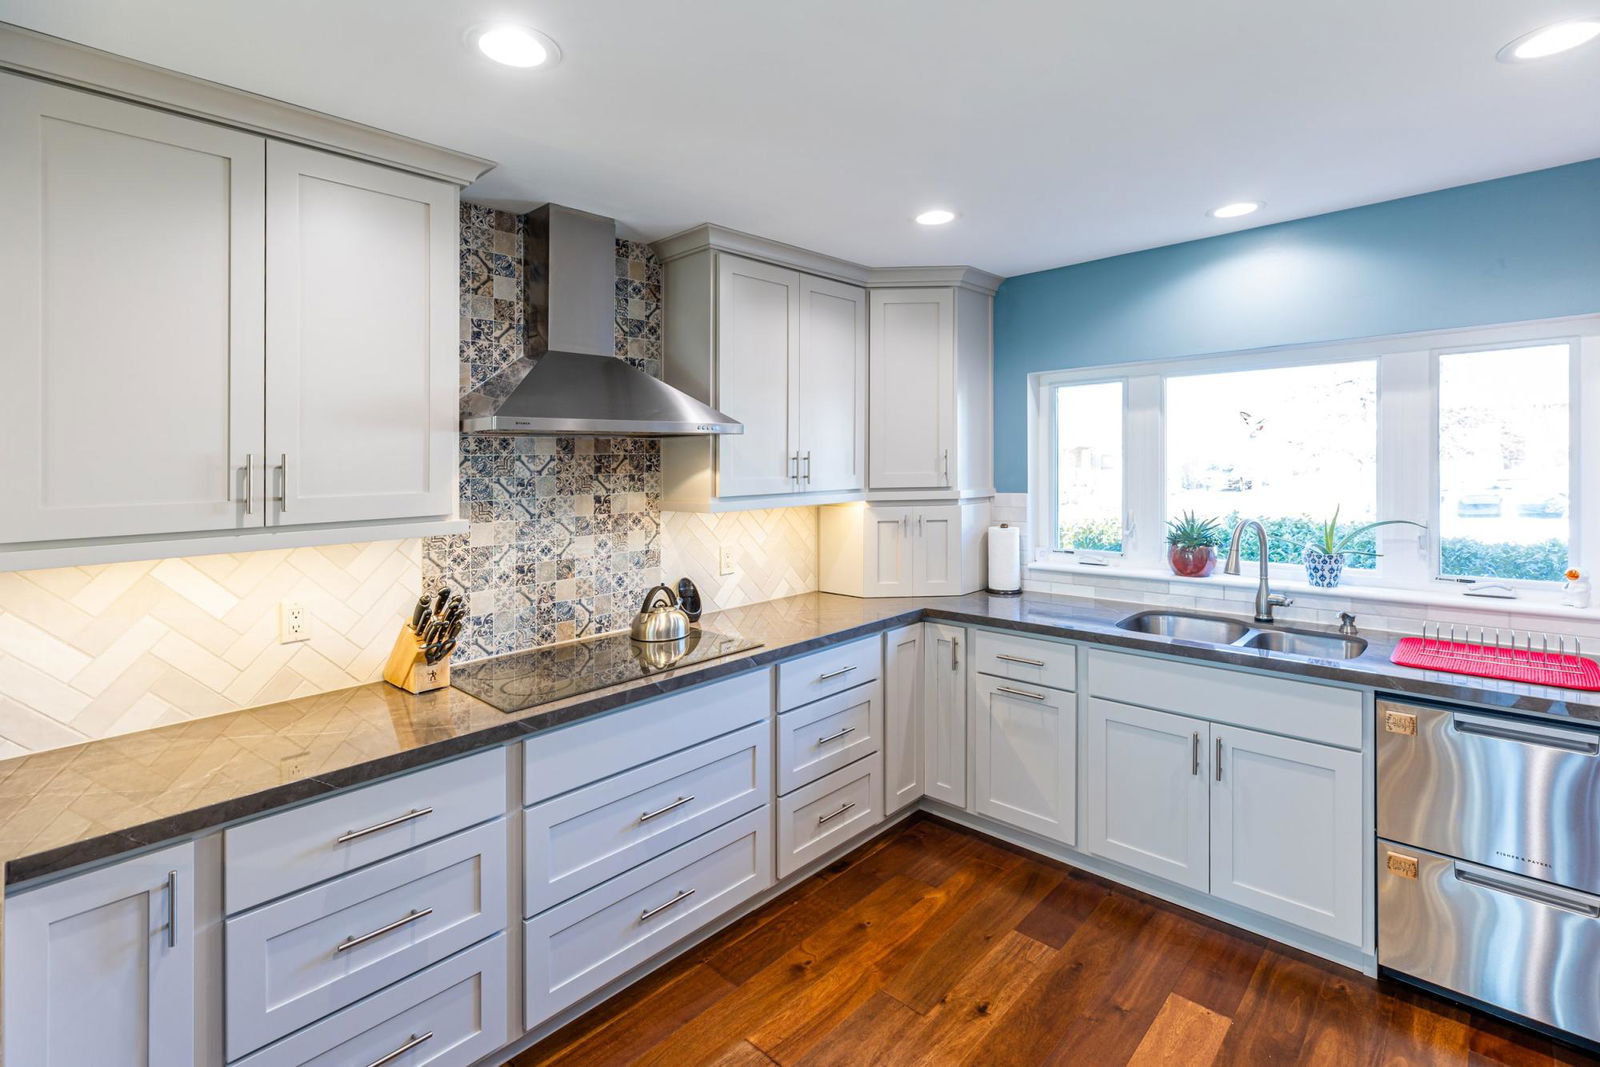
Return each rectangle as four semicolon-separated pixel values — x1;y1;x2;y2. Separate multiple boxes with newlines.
461;204;741;436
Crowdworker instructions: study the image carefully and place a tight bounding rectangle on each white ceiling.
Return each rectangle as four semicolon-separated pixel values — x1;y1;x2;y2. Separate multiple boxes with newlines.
3;0;1598;276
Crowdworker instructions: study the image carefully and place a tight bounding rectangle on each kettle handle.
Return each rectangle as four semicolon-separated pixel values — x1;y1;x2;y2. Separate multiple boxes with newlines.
641;583;678;610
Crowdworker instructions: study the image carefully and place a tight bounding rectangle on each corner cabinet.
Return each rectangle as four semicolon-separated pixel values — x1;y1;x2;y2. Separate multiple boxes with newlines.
817;500;990;596
0;69;470;570
3;841;196;1066
659;246;867;511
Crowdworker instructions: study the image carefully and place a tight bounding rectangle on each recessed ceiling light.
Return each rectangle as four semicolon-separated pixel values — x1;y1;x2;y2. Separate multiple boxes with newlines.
1209;201;1262;219
474;25;561;68
1498;18;1600;61
915;209;956;226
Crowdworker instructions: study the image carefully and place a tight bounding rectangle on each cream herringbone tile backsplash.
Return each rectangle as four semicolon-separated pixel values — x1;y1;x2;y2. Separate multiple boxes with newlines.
0;540;421;757
662;508;820;613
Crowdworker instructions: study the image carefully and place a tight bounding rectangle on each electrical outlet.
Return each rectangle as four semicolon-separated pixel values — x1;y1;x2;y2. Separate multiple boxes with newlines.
719;545;736;576
278;600;310;644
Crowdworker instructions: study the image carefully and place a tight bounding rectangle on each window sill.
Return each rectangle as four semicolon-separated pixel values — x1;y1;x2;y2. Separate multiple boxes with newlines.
1026;559;1598;624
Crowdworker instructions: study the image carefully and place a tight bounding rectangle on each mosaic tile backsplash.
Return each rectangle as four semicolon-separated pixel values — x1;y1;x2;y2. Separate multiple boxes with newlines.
424;205;667;658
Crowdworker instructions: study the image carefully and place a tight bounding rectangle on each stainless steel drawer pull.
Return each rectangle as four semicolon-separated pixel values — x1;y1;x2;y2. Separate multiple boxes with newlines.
816;725;857;745
996;653;1047;667
1191;732;1201;777
337;908;433;952
1215;737;1224;782
1452;715;1600;755
640;888;695;921
236;453;254;513
277;452;289;512
336;807;434;844
367;1032;434;1067
818;801;856;825
996;685;1046;701
165;869;177;949
1454;866;1600;917
639;795;695;822
818;665;858;681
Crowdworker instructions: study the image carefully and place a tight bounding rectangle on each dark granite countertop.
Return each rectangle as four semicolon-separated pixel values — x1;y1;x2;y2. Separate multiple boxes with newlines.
2;590;1597;889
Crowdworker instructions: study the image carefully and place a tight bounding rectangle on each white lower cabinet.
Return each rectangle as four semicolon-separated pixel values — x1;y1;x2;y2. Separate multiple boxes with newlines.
972;674;1076;844
776;756;882;878
3;841;195;1067
1082;698;1210;891
1211;725;1363;944
234;935;508;1067
776;681;882;795
922;623;967;807
524;807;772;1023
883;624;924;814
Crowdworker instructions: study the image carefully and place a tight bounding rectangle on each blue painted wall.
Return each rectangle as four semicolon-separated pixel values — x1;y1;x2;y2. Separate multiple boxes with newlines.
992;158;1600;492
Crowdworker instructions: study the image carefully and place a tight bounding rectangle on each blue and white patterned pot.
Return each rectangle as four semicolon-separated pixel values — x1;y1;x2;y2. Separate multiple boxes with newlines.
1302;546;1345;588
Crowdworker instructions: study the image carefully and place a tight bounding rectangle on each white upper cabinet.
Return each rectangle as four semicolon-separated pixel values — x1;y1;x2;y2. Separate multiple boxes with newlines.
818;500;988;597
4;840;196;1067
868;283;994;497
264;142;458;525
796;275;868;494
0;72;266;545
661;245;867;511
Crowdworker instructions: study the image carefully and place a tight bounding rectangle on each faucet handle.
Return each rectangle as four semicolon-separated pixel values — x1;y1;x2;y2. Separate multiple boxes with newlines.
1267;592;1294;608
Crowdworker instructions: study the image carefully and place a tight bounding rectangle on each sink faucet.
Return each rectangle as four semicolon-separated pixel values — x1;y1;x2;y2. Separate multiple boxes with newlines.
1224;519;1294;623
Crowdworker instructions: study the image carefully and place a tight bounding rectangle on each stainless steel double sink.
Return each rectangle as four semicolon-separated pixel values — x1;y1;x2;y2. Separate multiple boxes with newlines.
1116;610;1369;660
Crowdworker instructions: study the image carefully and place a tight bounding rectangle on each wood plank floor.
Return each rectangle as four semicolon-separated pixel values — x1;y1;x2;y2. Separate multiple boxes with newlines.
511;816;1599;1066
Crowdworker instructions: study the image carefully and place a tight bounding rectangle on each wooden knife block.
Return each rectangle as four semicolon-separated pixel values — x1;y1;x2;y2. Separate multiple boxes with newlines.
382;623;451;694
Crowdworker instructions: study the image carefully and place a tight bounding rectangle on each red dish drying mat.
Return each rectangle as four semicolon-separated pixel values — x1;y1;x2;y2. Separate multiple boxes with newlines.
1391;636;1600;691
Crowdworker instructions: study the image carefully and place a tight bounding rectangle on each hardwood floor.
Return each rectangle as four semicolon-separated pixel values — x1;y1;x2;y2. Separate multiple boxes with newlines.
511;816;1599;1066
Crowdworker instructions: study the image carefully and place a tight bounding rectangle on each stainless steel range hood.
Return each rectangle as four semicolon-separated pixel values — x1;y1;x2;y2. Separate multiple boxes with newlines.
461;204;741;437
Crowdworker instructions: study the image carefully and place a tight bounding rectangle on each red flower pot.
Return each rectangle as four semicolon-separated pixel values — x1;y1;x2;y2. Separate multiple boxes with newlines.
1168;545;1217;578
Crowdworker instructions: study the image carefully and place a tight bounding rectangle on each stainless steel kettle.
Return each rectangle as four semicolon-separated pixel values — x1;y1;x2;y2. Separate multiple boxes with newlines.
629;584;691;642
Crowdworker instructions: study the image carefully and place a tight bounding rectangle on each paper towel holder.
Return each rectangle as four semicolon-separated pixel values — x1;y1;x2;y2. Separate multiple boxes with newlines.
986;522;1023;596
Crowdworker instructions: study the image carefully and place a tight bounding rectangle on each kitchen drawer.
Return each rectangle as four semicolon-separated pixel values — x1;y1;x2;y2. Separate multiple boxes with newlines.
1086;648;1362;750
776;680;881;795
225;748;505;913
973;629;1076;692
1379;840;1600;1043
777;636;879;712
233;935;508;1067
776;754;882;879
523;669;770;805
226;819;507;1059
525;807;771;1024
524;721;769;917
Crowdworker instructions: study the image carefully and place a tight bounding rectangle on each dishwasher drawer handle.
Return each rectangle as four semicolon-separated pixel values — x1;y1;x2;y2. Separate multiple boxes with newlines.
640;795;695;822
336;807;434;844
997;685;1046;701
337;908;433;952
818;801;856;825
640;888;695;921
1454;865;1600;917
366;1032;434;1067
996;653;1046;667
816;725;857;745
1452;714;1600;755
818;665;858;682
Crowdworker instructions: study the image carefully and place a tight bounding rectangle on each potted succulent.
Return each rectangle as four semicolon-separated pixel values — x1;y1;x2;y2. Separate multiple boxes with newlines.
1303;507;1424;588
1166;511;1224;577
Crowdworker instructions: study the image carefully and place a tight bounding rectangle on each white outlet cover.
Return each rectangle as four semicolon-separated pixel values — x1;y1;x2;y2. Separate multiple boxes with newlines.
278;600;310;643
718;546;736;576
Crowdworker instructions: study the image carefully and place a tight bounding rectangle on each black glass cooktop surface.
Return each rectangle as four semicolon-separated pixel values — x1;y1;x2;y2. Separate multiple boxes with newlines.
449;628;762;714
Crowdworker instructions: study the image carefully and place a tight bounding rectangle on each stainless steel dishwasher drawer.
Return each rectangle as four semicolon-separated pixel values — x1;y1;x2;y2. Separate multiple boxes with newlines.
1379;840;1600;1042
1377;699;1600;892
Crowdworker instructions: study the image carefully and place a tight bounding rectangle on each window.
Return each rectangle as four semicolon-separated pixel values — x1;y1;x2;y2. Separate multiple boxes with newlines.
1054;381;1123;551
1438;343;1571;582
1166;361;1377;565
1030;317;1596;593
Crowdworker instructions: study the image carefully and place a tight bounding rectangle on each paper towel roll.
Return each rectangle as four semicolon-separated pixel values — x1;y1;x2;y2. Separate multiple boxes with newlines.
987;524;1022;594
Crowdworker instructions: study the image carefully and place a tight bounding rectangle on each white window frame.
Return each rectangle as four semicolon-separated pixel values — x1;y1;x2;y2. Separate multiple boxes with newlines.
1028;314;1600;592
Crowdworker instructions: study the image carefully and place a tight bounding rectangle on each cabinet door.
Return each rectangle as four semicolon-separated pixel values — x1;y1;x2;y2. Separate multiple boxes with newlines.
265;142;457;525
863;506;917;595
714;254;799;498
0;73;265;544
923;624;967;806
868;288;954;489
915;507;962;595
973;674;1075;843
796;275;867;494
4;840;195;1066
1082;698;1210;892
1211;726;1363;944
883;625;924;813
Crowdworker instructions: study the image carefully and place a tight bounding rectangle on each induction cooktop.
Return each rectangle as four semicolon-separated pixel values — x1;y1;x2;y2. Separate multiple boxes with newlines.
449;628;762;714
